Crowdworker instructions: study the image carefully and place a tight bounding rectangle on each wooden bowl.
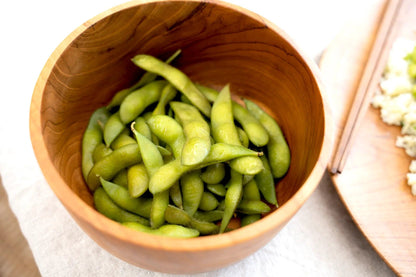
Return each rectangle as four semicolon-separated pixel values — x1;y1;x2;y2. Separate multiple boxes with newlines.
29;0;333;274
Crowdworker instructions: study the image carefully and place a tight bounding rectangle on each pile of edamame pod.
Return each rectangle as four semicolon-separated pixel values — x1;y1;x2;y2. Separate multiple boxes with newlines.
81;50;291;238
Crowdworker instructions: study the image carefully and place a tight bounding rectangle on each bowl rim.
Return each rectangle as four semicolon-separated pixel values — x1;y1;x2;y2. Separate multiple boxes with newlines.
29;0;334;252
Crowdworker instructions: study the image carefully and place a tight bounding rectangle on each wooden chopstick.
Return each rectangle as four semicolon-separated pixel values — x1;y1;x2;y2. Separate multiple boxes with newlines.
330;0;404;174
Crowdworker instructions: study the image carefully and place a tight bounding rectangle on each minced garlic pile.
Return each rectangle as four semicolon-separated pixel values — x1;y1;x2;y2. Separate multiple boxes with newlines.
371;38;416;195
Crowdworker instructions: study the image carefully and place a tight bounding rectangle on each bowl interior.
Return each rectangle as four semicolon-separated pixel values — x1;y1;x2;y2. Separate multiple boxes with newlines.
40;1;325;209
38;0;325;209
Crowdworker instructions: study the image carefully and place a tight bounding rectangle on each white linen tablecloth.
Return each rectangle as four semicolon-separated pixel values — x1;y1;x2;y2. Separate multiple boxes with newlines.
0;0;397;276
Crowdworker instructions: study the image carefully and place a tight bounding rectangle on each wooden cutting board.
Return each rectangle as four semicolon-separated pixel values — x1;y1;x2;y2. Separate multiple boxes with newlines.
319;0;416;276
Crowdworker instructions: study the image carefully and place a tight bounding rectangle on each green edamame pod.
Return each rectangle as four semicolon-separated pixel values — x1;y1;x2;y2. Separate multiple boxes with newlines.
220;169;243;233
151;191;170;229
237;127;249;148
129;49;182;91
211;85;263;175
241;214;261;227
157;145;172;157
100;177;152;218
82;107;110;180
243;179;261;201
110;132;136;149
94;187;150;226
106;88;131;111
149;159;191;194
198;191;219;211
169;181;183;209
211;84;241;144
112;168;128;188
103;112;125;147
164;205;191;226
237;199;271;214
122;222;199;238
92;143;112;163
200;163;225;185
189;218;219;235
153;84;177;116
244;99;291;178
198;84;270;146
193;210;224;222
120;80;167;124
146;114;185;159
127;163;149;198
232;102;269;147
170;101;211;165
87;143;142;191
107;50;181;110
202;143;262;165
164;205;219;235
133;117;153;141
131;123;164;177
206;183;226;197
131;54;211;117
242;174;254;185
255;155;277;205
196;84;218;102
131;123;167;229
148;143;262;194
181;170;204;216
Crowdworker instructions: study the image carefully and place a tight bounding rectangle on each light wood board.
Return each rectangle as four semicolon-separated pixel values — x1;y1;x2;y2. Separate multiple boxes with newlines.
320;0;416;276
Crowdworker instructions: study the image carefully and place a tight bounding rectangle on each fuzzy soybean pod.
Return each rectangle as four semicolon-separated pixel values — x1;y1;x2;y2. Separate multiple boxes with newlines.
243;179;261;201
86;143;142;192
244;99;291;178
92;143;112;163
110;129;136;149
81;107;111;180
103;112;125;147
164;205;219;235
110;133;136;149
100;177;152;218
133;117;152;140
200;163;225;185
131;54;211;117
112;169;128;188
148;143;263;194
181;170;204;216
193;210;224;222
119;80;167;124
146;115;186;159
198;191;219;211
255;155;277;205
122;222;199;238
237;199;271;214
196;84;218;102
132;123;168;229
220;169;243;233
170;101;211;165
106;49;182;110
232;102;269;147
241;214;261;227
206;183;226;197
94;187;150;226
236;127;249;148
169;181;183;209
211;85;263;175
153;84;177;116
127;163;149;197
198;85;269;147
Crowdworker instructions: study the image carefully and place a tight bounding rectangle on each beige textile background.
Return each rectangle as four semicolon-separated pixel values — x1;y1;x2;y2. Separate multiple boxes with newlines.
0;0;397;276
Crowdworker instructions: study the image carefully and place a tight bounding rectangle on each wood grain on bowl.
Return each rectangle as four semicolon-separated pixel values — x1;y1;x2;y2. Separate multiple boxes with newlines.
30;0;333;273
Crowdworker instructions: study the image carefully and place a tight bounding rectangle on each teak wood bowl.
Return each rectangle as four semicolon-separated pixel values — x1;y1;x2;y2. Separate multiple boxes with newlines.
29;0;333;273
